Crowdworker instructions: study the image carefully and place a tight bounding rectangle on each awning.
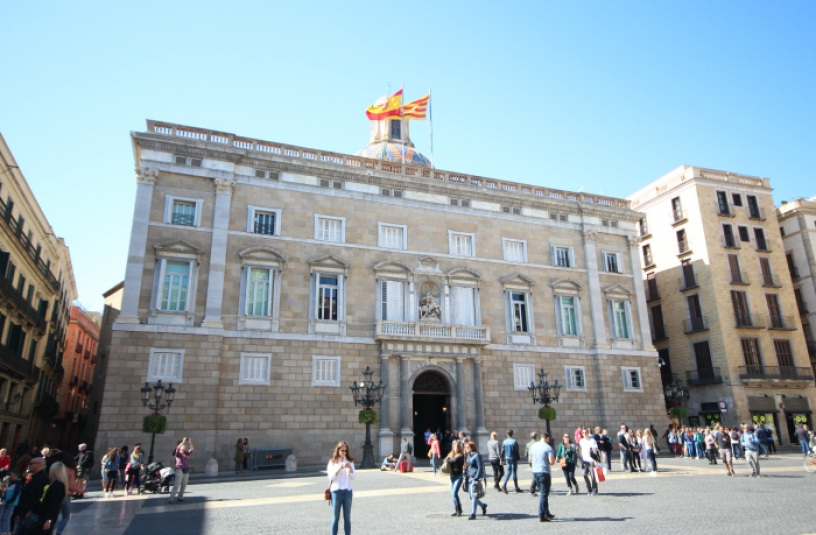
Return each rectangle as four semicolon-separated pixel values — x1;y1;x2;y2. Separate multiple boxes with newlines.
747;396;778;413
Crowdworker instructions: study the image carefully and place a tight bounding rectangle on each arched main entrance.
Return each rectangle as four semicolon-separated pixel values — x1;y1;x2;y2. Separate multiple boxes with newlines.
412;371;451;458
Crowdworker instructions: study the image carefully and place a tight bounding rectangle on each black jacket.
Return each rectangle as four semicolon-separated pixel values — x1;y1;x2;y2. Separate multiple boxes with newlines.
16;469;49;517
76;450;94;471
32;480;66;524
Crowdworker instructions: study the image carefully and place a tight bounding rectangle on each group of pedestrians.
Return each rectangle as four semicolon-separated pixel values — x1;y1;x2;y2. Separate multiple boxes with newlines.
100;443;145;497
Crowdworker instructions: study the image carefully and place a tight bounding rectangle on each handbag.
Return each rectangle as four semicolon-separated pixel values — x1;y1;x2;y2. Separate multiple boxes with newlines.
595;466;605;483
440;458;451;474
559;457;568;468
472;479;485;499
427;449;433;459
324;488;331;504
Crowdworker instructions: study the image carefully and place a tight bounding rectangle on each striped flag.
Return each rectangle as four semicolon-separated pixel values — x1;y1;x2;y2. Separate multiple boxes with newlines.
402;94;430;120
366;90;403;120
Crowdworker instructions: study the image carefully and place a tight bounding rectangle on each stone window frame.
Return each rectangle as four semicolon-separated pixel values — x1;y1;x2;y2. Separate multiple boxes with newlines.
621;366;643;392
374;261;413;322
445;267;482;326
154;258;195;312
312;356;341;387
307;254;349;335
448;231;476;257
314;214;346;243
500;273;536;344
601;250;624;274
550;244;575;268
604;284;635;342
163;195;203;227
149;240;204;327
512;364;535;391
551;279;585;344
564;365;587;392
147;348;185;383
239;352;271;386
377;222;408;250
236;247;285;332
246;206;282;236
502;238;527;263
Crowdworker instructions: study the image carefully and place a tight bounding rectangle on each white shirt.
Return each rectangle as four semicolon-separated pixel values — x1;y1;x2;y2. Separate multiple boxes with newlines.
327;460;356;491
579;438;598;464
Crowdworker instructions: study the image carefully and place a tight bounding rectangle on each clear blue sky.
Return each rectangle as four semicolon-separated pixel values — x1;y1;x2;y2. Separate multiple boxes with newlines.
2;1;814;310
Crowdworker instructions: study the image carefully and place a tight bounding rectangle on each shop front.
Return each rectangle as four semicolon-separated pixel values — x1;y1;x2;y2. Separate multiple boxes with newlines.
699;402;723;428
783;396;812;444
747;396;782;446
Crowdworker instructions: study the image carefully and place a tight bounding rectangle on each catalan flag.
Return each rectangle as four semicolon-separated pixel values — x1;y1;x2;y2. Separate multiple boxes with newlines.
402;93;430;120
365;89;403;120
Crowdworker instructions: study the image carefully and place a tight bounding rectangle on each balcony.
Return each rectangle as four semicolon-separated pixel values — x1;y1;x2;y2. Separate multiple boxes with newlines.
678;276;698;291
651;324;668;341
717;202;734;217
171;213;196;226
0;202;60;292
684;316;709;333
748;206;766;221
677;239;691;256
35;393;59;418
639;223;650;238
768;315;797;331
374;321;490;345
760;272;782;288
686;367;723;386
0;272;46;332
735;313;766;329
0;343;39;381
42;344;58;369
83;349;91;360
672;208;686;225
730;272;749;285
738;365;814;384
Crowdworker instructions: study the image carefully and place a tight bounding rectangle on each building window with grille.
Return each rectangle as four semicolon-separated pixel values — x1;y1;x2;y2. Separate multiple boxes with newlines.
312;356;341;387
513;364;535;391
551;245;574;268
239;353;271;385
164;196;202;227
723;224;736;247
147;349;184;383
378;223;407;250
565;366;586;391
247;206;281;236
503;239;527;263
741;338;762;369
677;229;689;254
732;193;743;207
622;367;642;391
315;215;345;243
448;232;475;257
738;226;750;243
379;280;405;321
156;260;192;312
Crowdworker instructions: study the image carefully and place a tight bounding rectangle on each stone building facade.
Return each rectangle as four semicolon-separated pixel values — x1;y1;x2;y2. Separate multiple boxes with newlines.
98;119;666;470
628;166;816;444
777;197;816;370
0;132;77;453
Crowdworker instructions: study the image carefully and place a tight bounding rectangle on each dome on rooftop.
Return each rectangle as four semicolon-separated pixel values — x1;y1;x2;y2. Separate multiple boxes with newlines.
356;142;432;167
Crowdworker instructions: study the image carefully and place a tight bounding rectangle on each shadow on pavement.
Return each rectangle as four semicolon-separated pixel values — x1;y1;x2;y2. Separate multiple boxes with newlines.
569;516;632;522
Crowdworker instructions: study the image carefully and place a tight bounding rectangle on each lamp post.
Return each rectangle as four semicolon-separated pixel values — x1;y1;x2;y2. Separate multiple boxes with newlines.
140;380;176;464
527;369;561;436
350;366;386;469
663;379;689;406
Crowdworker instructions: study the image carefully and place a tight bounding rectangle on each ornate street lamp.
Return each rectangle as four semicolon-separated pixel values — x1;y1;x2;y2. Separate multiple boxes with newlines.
350;366;386;469
140;380;177;464
663;379;689;405
527;369;562;436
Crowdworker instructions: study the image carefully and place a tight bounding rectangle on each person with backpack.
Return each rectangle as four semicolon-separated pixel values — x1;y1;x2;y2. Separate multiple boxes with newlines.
555;434;579;495
740;424;761;477
500;429;521;493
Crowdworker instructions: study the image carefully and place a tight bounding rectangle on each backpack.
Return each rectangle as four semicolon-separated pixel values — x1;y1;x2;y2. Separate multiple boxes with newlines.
407;442;413;455
565;446;577;464
755;428;765;441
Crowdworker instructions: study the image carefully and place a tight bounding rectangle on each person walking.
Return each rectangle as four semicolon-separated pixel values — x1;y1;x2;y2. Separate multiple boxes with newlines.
29;462;69;535
598;428;612;471
486;432;503;489
741;424;761;477
394;438;413;471
501;430;521;493
168;438;194;503
126;445;144;495
717;427;734;476
54;456;80;535
234;439;246;473
446;441;465;516
428;435;441;475
730;427;743;460
327;442;355;535
117;446;129;489
642;428;657;472
242;438;251;472
630;430;643;472
766;428;776;454
74;445;93;499
555;434;579;495
617;424;634;472
529;432;555;522
704;429;718;465
14;457;48;534
1;470;22;535
103;447;119;497
795;424;811;456
525;432;539;496
579;429;599;495
464;442;487;520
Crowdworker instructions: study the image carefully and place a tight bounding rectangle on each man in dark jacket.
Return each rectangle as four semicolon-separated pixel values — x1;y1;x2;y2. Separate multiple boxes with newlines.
13;457;49;535
618;424;635;472
501;429;522;494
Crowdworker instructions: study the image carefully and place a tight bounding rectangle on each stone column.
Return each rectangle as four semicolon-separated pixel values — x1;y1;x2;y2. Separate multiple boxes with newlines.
628;236;653;349
378;355;394;458
582;229;607;346
455;357;467;434
201;177;235;328
472;357;489;453
399;356;413;438
118;167;158;324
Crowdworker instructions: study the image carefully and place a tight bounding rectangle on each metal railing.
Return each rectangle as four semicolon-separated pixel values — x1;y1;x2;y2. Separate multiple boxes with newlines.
678;275;698;291
652;325;668;341
375;321;490;343
170;213;196;226
250;448;293;470
738;365;813;381
731;272;749;285
677;239;690;254
735;313;766;329
0;343;39;380
673;208;685;222
760;272;781;288
0;272;46;330
69;376;78;387
768;315;795;330
647;287;660;302
686;367;723;386
717;201;733;217
0;202;60;291
755;238;769;252
684;316;708;333
748;206;766;221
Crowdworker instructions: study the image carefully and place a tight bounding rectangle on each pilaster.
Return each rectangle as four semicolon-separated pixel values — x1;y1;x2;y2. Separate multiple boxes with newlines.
628;236;653;349
582;229;608;346
378;355;394;458
201;177;235;328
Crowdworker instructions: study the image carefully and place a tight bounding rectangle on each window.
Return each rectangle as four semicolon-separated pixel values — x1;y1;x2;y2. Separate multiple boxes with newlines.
247;206;281;235
693;341;714;372
773;340;794;369
671;197;683;222
767;294;784;328
448;232;475;257
738;226;750;243
6;323;25;355
642;244;653;267
315;215;345;242
25;284;34;303
551;246;574;268
451;286;477;326
174;155;202;167
731;290;752;326
380;280;405;321
780;227;786;237
508;292;529;332
557;295;581;336
164;196;202;226
794;288;807;315
604;252;623;273
639;218;649;237
727;254;743;284
503;239;527;262
319;179;343;189
676;229;689;254
601;219;619;228
245;267;273;317
565;366;586;390
513;364;535;390
450;198;470;207
747;195;762;219
254;169;279;179
609;300;633;339
158;261;191;312
732;193;743;207
759;257;776;287
16;274;25;293
147;349;184;383
381;188;403;198
741;338;761;367
549;212;568;222
754;228;768;251
717;191;730;215
239;353;271;385
501;205;521;215
646;272;659;300
390;120;401;140
786;253;799;278
622;367;642;391
651;305;667;340
378;223;407;250
317;275;339;321
723;225;736;247
312;356;341;387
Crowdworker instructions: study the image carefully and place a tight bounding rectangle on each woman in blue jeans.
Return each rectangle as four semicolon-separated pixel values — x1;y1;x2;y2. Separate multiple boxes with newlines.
464;442;487;520
327;441;356;535
446;441;465;516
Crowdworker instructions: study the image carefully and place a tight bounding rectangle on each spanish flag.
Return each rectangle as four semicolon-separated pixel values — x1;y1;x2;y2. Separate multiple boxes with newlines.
366;90;403;121
402;94;430;120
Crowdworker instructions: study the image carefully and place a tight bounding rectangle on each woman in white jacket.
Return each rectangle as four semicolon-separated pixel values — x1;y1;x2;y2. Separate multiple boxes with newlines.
327;441;356;535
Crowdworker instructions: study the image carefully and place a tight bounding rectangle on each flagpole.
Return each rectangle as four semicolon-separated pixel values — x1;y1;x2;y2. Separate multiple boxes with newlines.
428;87;434;169
400;82;405;166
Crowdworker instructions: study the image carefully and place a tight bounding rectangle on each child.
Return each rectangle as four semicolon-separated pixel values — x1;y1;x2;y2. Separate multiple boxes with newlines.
1;471;22;535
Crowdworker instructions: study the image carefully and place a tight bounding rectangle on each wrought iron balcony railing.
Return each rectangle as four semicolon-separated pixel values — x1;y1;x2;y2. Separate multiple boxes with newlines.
686;367;723;386
738;365;813;381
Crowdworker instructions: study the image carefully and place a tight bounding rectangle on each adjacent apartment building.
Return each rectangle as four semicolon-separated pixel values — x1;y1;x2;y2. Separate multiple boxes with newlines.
0;132;77;453
628;166;816;444
97;118;667;470
777;197;816;369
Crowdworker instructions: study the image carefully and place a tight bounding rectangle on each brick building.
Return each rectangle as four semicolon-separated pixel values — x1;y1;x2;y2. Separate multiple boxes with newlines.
97;118;667;470
628;166;816;444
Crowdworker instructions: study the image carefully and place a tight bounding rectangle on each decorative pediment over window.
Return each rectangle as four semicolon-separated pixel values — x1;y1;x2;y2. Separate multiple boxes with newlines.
499;273;536;288
550;278;583;293
307;253;350;274
154;239;204;260
446;267;482;284
602;283;632;297
238;246;285;266
416;256;441;273
373;260;413;280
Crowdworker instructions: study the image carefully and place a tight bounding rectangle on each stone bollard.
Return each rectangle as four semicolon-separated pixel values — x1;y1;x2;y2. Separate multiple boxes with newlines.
205;458;219;477
285;454;297;472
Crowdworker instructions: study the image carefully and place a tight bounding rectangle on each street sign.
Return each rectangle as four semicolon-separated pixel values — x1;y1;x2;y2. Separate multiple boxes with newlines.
718;400;727;410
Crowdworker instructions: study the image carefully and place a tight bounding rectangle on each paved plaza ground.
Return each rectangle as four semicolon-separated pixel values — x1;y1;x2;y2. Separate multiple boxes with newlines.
61;451;816;535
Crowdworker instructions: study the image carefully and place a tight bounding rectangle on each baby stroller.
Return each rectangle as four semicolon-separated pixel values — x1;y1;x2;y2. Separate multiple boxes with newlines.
141;461;175;494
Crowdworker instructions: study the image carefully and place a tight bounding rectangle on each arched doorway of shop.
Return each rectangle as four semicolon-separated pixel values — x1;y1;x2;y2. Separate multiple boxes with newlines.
413;371;451;459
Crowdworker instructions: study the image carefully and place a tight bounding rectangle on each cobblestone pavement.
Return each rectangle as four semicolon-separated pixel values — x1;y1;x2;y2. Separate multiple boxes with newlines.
61;452;816;535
